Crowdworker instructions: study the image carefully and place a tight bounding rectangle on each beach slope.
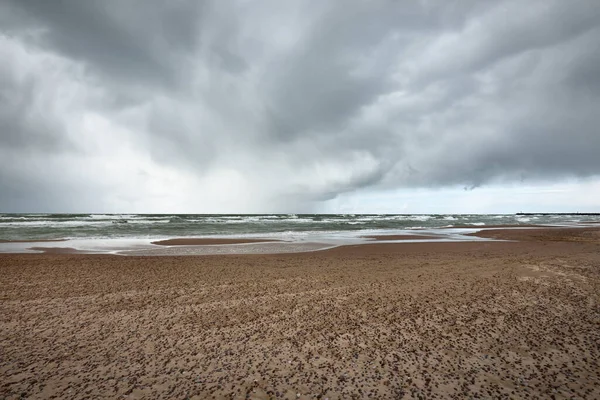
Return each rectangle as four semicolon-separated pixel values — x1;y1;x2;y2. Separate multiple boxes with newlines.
1;228;599;399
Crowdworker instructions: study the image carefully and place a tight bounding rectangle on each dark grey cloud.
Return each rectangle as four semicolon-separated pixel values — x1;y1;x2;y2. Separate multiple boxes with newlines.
4;0;203;89
0;0;599;212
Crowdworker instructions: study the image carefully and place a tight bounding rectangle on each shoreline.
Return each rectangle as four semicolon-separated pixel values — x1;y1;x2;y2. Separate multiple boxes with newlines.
361;234;443;241
0;225;597;256
151;238;282;246
1;228;599;398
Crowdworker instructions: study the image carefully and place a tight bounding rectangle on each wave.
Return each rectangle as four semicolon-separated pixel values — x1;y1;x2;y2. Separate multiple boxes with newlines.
0;220;112;228
2;214;600;241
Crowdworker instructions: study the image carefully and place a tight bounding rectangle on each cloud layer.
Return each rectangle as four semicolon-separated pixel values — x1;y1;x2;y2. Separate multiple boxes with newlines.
1;0;599;212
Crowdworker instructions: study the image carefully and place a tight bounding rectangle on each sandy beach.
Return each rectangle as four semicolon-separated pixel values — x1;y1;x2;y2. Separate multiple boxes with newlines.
152;239;281;246
1;227;599;399
362;234;443;241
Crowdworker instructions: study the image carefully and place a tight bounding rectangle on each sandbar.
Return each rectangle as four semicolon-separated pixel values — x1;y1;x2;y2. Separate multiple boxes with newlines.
152;238;280;246
470;225;600;242
362;234;442;241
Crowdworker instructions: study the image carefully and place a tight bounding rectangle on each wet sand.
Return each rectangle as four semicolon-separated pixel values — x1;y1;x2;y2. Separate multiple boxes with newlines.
470;226;600;242
362;234;442;241
152;238;281;246
27;247;93;255
1;228;599;399
445;224;543;229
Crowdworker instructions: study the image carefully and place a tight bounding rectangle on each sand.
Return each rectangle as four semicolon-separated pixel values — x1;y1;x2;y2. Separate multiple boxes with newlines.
1;228;599;399
362;235;442;241
470;226;600;242
152;238;280;246
445;224;543;229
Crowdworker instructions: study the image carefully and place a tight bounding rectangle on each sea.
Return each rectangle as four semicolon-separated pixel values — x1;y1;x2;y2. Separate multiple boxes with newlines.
1;213;598;255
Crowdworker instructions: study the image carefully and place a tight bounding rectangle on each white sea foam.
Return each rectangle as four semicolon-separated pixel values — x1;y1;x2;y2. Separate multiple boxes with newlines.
0;220;112;228
126;219;171;224
2;213;600;243
87;214;122;220
412;215;433;221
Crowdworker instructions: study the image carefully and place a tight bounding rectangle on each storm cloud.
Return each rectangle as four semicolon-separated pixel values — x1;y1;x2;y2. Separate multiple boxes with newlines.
1;0;599;212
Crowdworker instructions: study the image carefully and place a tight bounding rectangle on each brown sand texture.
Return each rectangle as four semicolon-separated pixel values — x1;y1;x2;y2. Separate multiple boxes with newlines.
1;227;600;399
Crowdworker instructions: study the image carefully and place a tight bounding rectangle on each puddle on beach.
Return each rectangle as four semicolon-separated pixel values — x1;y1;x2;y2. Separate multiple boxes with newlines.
0;228;494;255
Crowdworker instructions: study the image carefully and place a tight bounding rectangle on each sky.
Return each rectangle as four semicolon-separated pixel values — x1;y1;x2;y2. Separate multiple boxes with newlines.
0;0;599;214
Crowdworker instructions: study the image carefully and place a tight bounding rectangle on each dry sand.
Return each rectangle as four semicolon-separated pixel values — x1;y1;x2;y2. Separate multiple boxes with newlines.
1;227;599;399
